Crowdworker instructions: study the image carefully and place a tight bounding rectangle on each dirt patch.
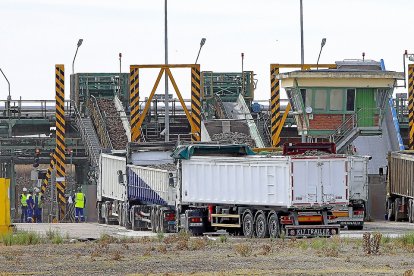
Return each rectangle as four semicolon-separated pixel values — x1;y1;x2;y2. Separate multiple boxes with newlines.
1;234;414;275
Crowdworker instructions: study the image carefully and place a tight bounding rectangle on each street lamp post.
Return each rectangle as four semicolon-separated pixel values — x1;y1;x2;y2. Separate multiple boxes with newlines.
0;68;11;117
300;0;304;66
72;39;83;75
195;38;206;64
119;53;122;74
316;38;327;70
164;0;170;142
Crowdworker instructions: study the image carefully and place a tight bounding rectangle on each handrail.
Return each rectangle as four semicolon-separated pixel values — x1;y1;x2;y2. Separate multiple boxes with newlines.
88;96;113;149
329;107;382;145
72;101;99;167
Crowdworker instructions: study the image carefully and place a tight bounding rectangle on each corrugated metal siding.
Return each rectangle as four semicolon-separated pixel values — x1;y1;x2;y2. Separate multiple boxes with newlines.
181;156;351;207
127;165;173;206
356;88;375;127
291;157;348;205
181;156;291;207
348;156;369;202
98;154;126;201
389;152;414;198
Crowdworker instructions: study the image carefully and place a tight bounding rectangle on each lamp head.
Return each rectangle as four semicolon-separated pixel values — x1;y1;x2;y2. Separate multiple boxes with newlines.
77;39;83;47
321;38;326;48
200;38;206;47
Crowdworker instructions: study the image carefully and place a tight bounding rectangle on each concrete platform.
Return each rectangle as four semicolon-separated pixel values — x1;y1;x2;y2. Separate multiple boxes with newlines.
14;223;156;239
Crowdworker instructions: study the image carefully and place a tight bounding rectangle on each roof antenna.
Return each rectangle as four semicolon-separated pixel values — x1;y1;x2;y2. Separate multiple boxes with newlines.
362;52;365;62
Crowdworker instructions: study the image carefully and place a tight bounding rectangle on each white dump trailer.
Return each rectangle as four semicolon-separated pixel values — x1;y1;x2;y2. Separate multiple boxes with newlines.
331;156;369;230
180;155;349;207
98;143;368;238
176;153;350;238
97;144;177;232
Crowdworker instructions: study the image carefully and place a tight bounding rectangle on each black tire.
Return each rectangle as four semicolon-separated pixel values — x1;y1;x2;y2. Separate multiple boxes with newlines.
387;200;395;221
150;209;157;233
242;211;254;238
97;202;105;224
159;210;167;233
118;205;123;226
395;198;401;222
347;225;364;230
268;212;280;239
125;207;132;230
255;212;268;238
409;200;414;224
155;210;161;233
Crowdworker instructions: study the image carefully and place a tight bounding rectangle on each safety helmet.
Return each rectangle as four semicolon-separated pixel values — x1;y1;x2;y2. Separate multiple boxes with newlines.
22;187;27;192
34;187;40;193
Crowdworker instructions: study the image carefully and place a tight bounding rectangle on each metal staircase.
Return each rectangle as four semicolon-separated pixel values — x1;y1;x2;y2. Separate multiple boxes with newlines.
73;103;102;169
330;108;382;153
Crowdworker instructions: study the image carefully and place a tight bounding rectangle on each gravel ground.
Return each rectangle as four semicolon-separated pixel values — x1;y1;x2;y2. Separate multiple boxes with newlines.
1;234;414;275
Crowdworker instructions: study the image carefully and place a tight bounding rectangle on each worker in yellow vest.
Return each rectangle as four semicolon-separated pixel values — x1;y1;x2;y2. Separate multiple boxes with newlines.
73;187;86;223
20;187;28;223
26;188;34;223
34;187;43;223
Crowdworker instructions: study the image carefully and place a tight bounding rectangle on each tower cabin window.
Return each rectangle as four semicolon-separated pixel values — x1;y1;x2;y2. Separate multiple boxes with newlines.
346;89;355;111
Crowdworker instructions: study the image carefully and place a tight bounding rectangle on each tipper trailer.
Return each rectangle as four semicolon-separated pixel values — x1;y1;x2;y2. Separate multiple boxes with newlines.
386;151;414;222
283;143;369;230
97;143;369;237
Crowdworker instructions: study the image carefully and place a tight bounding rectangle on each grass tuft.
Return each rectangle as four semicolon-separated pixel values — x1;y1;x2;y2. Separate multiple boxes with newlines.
234;243;252;257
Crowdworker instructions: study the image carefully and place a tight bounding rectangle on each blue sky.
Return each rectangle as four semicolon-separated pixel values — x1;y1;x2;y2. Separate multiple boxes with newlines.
0;0;412;101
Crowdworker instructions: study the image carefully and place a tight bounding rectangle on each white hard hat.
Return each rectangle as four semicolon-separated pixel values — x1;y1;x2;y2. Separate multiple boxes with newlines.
22;188;27;192
34;187;39;192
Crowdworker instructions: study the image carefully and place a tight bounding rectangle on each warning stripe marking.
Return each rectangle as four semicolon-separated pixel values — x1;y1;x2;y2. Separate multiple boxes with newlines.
270;65;281;147
191;66;201;141
409;65;414;149
130;67;141;142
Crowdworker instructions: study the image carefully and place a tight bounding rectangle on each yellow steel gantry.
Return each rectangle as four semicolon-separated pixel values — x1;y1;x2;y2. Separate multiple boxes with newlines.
129;64;201;142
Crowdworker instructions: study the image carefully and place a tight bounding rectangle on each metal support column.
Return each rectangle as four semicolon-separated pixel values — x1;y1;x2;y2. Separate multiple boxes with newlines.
409;64;414;150
130;66;140;142
270;65;281;147
54;65;66;220
191;65;201;141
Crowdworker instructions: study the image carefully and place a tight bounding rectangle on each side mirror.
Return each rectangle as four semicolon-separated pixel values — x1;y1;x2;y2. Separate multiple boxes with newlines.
169;173;175;187
117;170;124;185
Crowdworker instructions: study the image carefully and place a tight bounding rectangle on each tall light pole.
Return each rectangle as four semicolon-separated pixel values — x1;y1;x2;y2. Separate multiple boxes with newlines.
119;53;122;74
72;39;83;75
195;38;206;64
164;0;170;142
316;38;327;70
300;0;304;67
0;68;11;116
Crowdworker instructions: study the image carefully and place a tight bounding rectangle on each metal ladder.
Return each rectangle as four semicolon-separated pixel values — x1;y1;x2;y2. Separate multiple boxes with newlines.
73;103;102;168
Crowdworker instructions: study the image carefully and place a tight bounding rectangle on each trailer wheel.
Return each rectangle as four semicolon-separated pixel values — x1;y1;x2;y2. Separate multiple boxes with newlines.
124;206;132;230
409;199;414;223
159;210;167;233
387;199;395;221
255;212;268;238
395;198;401;222
268;212;280;239
150;209;156;233
242;211;254;238
348;225;364;230
97;202;105;224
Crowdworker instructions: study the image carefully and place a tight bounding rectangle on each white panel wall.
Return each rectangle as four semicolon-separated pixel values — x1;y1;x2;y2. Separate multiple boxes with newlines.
98;154;126;201
181;156;291;207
